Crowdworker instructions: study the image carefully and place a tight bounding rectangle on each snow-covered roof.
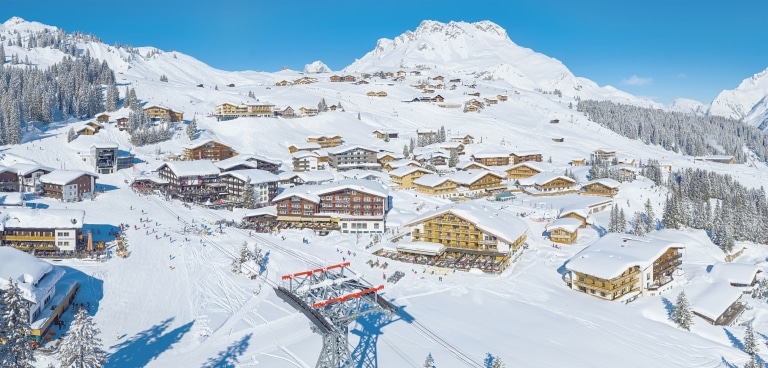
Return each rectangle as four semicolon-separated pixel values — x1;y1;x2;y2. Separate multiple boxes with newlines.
471;148;512;158
389;166;433;177
288;142;322;150
39;169;98;185
517;172;575;187
0;208;85;230
219;169;279;184
157;160;221;177
455;160;492;171
507;161;551;173
340;169;388;180
0;247;64;304
273;179;389;203
396;241;446;256
377;151;403;160
510;149;542;156
708;262;761;286
214;155;259;171
387;159;421;169
183;138;227;150
243;206;277;218
547;218;582;232
131;173;169;185
0;192;25;206
584;178;621;189
279;170;335;184
686;281;743;323
404;202;528;246
413;174;457;187
559;208;591;223
91;142;119;149
272;188;321;203
565;234;684;280
449;169;504;185
326;144;377;155
9;163;55;176
292;151;321;159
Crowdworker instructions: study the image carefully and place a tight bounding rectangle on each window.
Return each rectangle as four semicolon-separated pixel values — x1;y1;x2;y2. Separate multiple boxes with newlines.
374;223;380;229
364;197;371;202
354;197;361;202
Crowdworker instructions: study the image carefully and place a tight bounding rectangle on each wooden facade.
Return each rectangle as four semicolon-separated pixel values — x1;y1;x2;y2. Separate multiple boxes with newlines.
183;140;237;161
307;135;343;148
535;177;576;192
582;181;619;197
510;152;543;165
505;164;543;180
413;178;459;197
214;102;275;120
549;227;578;244
390;169;431;189
472;155;509;166
571;266;641;301
144;105;183;122
408;211;527;272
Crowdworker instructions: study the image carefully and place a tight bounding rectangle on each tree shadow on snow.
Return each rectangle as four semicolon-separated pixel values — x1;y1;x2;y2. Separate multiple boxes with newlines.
723;327;743;351
660;297;674;319
260;251;271;274
720;356;737;368
200;333;252;368
106;318;194;368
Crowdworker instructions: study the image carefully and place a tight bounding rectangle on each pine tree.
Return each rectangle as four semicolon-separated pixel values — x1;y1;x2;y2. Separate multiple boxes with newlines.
618;208;627;233
357;112;361;120
448;150;458;168
632;212;646;236
423;353;435;368
403;144;410;159
491;357;506;368
317;98;327;112
644;198;656;233
0;44;5;65
67;127;76;143
608;205;619;233
483;353;494;368
242;180;255;209
409;137;415;154
186;118;197;140
105;83;119;112
744;354;758;368
671;291;693;331
1;278;36;368
57;307;107;368
230;257;241;274
744;322;758;356
239;242;253;264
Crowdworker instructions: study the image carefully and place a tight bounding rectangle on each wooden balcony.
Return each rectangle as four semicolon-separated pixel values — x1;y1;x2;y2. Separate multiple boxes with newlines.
4;235;55;241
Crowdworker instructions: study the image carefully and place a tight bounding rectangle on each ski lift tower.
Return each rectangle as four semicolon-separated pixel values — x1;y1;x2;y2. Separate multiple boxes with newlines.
275;262;399;368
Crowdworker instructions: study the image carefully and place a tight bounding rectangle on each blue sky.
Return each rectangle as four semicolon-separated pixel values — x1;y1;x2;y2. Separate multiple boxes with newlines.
3;0;768;104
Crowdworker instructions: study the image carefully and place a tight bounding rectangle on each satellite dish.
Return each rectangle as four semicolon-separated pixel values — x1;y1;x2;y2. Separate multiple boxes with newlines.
71;218;77;225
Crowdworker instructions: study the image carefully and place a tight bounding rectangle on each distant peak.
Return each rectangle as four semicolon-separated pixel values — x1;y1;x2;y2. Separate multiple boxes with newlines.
304;60;331;74
413;20;508;40
4;16;27;26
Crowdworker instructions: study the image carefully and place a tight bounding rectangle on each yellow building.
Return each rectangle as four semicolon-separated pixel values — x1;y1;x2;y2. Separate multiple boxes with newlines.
413;174;460;198
143;105;184;122
565;234;684;301
505;162;547;180
402;202;528;273
307;135;343;148
546;218;582;244
390;167;433;189
450;170;506;195
581;178;621;197
214;102;275;120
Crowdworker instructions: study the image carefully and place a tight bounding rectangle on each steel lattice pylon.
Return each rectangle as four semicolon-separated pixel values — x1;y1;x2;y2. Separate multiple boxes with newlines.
275;262;399;368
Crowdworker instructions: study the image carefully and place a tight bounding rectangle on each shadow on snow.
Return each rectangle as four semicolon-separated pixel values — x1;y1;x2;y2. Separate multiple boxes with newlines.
200;333;252;368
106;317;194;368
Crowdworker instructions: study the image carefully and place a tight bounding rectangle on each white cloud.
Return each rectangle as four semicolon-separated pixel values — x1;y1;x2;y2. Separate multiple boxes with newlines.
677;73;687;79
622;75;653;86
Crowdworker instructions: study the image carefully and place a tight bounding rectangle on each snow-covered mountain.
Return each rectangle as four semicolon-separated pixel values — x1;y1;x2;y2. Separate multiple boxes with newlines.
668;98;708;115
3;16;768;368
344;20;658;107
303;60;331;73
709;67;768;127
